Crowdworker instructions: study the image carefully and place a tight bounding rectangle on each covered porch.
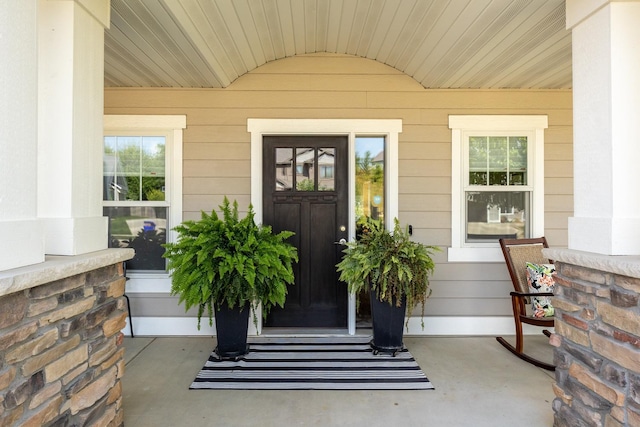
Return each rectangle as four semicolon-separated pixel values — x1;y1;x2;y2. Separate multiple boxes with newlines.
2;1;640;426
122;335;556;426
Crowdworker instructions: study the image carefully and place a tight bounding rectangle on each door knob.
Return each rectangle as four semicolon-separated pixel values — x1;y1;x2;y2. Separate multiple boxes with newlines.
334;238;347;245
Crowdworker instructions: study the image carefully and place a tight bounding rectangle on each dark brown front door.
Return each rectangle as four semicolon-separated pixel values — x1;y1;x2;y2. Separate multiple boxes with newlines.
262;136;348;328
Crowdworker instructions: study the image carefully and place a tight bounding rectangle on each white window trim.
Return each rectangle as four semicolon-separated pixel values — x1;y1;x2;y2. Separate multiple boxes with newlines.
247;118;402;335
448;115;548;262
103;115;186;291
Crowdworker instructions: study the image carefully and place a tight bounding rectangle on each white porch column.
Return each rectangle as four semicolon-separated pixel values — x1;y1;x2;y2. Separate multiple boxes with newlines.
37;0;110;255
0;1;45;271
567;0;640;255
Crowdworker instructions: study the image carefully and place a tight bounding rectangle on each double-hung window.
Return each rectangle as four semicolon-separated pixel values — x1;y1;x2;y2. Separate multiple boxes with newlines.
448;116;548;262
103;115;185;273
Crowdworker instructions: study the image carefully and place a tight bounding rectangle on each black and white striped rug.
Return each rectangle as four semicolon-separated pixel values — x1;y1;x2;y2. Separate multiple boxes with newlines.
190;336;434;390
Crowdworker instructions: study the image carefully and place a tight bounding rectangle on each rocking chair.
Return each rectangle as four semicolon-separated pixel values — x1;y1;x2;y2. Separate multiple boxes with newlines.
497;237;555;371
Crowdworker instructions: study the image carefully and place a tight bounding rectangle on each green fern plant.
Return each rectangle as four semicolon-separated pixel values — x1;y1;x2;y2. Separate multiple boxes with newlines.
336;217;439;328
163;197;298;329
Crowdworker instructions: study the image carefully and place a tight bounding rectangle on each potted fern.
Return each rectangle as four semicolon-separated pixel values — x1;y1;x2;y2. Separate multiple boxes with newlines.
337;218;439;355
163;197;298;359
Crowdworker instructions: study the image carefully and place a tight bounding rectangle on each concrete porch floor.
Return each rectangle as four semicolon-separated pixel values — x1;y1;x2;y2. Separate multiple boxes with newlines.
122;335;556;426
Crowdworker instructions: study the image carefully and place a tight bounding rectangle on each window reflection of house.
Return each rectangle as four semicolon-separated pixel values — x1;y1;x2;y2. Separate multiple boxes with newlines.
372;150;384;167
465;192;527;240
275;147;335;191
103;154;129;201
317;148;335;191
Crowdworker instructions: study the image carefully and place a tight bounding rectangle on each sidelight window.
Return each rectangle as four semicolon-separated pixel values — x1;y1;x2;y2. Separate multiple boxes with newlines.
355;137;385;233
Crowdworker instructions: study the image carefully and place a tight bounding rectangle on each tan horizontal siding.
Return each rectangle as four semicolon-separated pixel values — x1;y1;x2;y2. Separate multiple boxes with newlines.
400;125;451;143
399;142;451;159
545;177;573;195
400;195;451;212
183;177;251;195
367;90;572;110
394;211;450;229
183;194;252;213
399;177;451;195
183;142;250;160
546;142;573;159
546;160;573;178
399;159;450;177
546;212;570;230
185;125;249;143
545;229;569;247
106;88;369;109
546;194;574;212
401;228;451;247
183;160;250;178
105;53;573;321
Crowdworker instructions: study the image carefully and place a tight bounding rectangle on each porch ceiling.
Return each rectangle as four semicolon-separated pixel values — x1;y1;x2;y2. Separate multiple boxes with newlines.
105;0;572;90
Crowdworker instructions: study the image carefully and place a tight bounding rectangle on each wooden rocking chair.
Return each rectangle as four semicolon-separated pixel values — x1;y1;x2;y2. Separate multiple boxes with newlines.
497;237;555;371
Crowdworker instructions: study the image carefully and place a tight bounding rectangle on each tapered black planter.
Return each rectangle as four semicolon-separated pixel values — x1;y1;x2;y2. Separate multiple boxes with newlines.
370;290;407;356
214;303;250;359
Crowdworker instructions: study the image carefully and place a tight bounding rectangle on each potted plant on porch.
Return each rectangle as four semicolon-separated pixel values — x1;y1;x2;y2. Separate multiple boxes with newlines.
337;217;439;355
163;197;298;359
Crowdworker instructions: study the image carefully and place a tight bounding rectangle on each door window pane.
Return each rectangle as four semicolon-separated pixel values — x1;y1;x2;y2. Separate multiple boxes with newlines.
295;148;315;191
275;148;293;191
105;206;168;271
318;148;335;191
355;137;385;234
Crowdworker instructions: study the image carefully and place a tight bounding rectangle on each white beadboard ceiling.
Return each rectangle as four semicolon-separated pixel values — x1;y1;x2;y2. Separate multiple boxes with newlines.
104;0;572;89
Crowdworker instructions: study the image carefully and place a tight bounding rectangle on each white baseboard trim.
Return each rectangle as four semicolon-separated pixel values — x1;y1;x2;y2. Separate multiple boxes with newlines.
121;316;552;337
122;317;216;337
403;316;552;336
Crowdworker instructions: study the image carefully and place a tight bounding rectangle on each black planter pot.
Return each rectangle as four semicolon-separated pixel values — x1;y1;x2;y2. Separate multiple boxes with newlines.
214;303;250;360
370;290;407;355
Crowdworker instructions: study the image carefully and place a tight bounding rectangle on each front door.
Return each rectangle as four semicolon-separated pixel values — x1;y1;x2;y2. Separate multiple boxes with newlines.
262;136;348;328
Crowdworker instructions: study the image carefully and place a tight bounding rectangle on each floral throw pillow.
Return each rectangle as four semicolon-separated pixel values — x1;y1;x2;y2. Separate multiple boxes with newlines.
526;262;556;318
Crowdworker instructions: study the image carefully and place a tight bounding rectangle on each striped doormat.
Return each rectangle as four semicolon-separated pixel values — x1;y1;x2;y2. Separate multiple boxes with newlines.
190;336;434;390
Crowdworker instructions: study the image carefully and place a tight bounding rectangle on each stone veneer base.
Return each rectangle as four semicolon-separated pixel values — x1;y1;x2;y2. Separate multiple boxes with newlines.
544;248;640;427
0;248;133;427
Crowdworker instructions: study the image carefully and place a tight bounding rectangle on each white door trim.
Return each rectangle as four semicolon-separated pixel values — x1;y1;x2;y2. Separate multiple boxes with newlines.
248;119;402;335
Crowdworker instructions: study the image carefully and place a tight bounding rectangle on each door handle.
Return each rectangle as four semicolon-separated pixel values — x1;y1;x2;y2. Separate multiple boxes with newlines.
334;238;347;245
